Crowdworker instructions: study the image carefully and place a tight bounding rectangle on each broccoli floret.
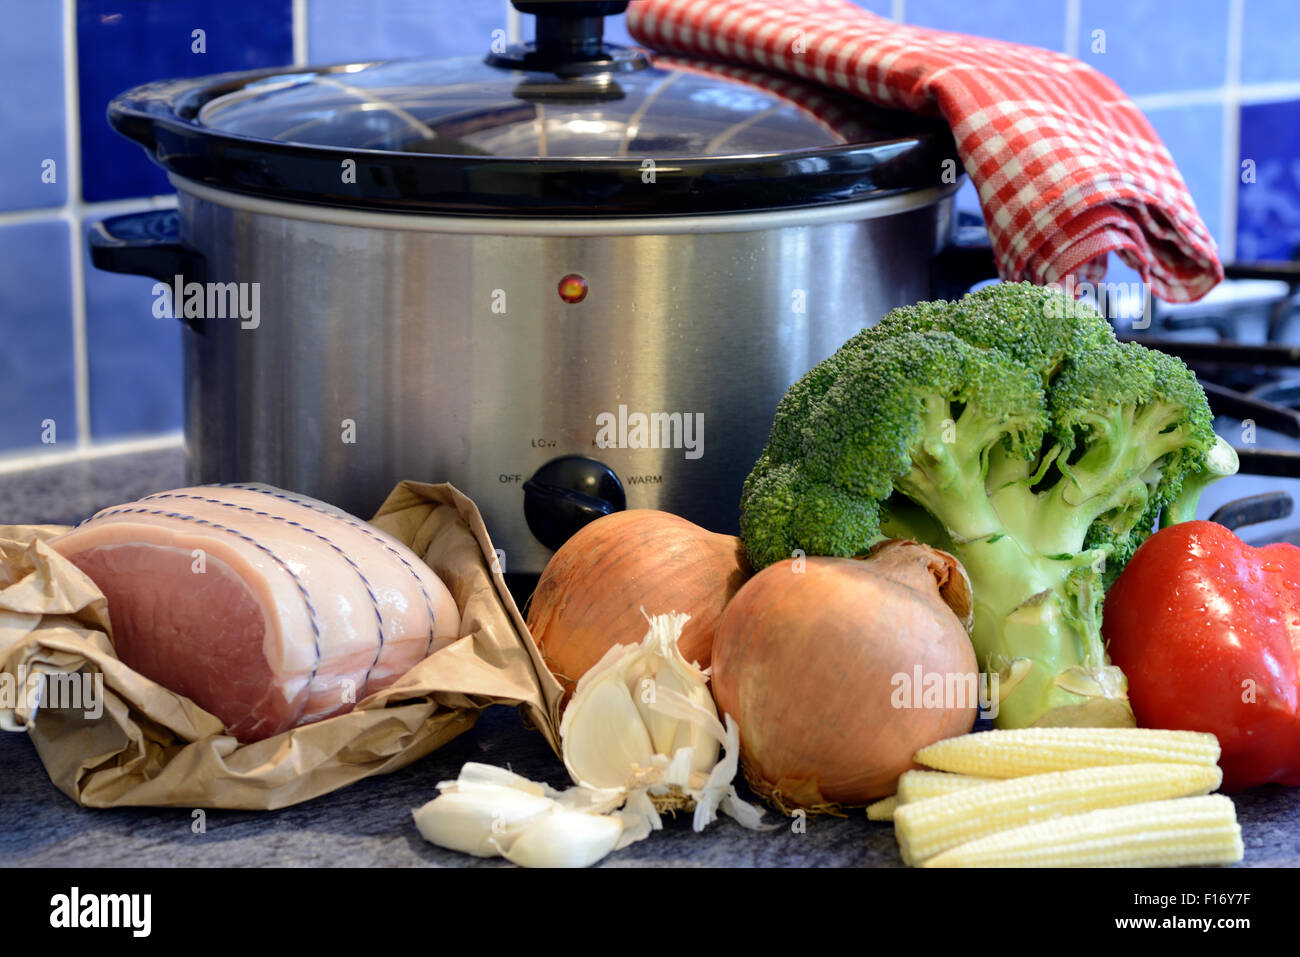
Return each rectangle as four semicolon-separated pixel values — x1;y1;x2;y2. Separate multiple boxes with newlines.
871;281;1114;383
740;281;1235;729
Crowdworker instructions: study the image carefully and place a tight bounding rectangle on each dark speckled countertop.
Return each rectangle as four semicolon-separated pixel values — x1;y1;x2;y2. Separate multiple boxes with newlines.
4;704;1299;868
2;448;1298;868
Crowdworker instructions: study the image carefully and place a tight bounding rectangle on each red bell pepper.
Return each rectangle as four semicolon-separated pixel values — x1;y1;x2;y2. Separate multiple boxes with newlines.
1103;520;1300;791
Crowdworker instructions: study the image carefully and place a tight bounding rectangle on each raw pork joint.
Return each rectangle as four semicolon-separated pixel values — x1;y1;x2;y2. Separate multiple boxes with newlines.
51;484;461;742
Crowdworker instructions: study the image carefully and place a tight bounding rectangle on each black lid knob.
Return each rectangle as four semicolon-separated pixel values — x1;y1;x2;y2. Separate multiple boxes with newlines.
523;455;626;551
511;1;630;13
491;0;647;76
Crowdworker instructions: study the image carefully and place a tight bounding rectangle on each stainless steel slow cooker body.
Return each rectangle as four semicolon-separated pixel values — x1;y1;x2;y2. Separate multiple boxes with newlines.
91;4;983;574
174;178;956;574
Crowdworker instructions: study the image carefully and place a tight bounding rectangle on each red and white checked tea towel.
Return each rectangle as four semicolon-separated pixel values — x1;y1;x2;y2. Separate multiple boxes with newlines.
626;0;1223;303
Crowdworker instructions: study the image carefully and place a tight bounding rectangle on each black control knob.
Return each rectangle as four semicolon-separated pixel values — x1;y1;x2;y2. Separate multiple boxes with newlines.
524;455;626;551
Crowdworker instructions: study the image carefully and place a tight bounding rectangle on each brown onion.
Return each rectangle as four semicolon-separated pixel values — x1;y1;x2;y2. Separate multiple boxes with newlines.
526;510;749;698
711;541;978;814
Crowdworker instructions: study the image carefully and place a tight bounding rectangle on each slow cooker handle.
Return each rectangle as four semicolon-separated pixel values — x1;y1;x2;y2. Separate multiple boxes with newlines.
88;210;209;334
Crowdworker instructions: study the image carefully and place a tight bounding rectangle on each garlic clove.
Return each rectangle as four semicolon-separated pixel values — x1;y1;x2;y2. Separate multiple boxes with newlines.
496;808;624;868
562;663;658;791
447;762;554;798
630;612;700;755
632;671;686;761
446;761;626;815
412;786;556;857
569;637;646;705
648;684;725;774
553;785;627;816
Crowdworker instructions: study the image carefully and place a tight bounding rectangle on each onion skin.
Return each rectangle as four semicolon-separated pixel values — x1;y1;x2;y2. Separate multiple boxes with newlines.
711;541;978;812
526;510;750;698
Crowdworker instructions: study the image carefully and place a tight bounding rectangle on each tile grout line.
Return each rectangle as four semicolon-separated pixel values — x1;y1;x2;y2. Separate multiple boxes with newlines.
62;0;91;455
1237;79;1300;103
0;193;178;228
1221;0;1244;264
12;0;295;468
0;432;185;476
1130;87;1231;111
1129;80;1300;113
1064;0;1080;58
293;0;309;66
59;4;179;463
506;0;521;44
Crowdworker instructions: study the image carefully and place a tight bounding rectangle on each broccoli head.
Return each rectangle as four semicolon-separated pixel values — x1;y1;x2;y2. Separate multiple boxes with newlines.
740;281;1237;728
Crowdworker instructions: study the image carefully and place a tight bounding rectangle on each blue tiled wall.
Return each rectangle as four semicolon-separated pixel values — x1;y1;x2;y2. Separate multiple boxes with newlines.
1;0;1297;459
307;0;507;63
1078;0;1229;95
81;219;185;439
907;0;1067;51
77;0;294;202
0;221;77;451
0;2;66;212
1145;105;1226;244
1241;0;1300;85
1237;99;1300;262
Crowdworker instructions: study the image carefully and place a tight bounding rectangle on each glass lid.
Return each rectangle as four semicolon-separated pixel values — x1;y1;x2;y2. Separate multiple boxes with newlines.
196;56;904;160
106;0;959;216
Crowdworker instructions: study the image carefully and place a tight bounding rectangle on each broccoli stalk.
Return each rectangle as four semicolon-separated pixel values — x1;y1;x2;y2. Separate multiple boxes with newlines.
1161;435;1240;527
740;282;1234;729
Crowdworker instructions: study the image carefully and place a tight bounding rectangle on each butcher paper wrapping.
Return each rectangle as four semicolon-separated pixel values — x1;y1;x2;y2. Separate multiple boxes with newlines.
0;481;564;809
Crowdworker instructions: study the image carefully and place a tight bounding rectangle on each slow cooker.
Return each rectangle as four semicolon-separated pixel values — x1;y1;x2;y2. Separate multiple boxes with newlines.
90;0;992;575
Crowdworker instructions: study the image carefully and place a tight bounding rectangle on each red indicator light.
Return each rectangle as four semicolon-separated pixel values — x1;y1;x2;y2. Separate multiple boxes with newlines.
558;273;588;304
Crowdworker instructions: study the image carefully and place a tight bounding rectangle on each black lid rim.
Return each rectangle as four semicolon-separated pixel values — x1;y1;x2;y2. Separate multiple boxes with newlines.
108;61;960;217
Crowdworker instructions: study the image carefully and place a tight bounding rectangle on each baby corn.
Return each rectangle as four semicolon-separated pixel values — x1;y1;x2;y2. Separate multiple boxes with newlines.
915;728;1220;778
865;796;898;821
922;794;1243;868
897;769;995;804
894;762;1222;865
866;772;992;822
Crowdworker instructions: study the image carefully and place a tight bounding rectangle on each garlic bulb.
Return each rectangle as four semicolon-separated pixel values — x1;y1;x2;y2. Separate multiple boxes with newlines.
414;612;767;867
560;611;766;833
